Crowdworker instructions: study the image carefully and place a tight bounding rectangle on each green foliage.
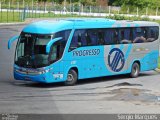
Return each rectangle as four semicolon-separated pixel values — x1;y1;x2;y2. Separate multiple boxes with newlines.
106;15;150;21
112;0;160;9
2;0;96;5
2;0;160;8
80;0;96;6
158;57;160;69
0;11;22;23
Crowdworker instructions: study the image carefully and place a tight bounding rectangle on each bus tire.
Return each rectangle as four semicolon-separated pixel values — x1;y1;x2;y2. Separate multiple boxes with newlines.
130;62;140;78
65;69;77;86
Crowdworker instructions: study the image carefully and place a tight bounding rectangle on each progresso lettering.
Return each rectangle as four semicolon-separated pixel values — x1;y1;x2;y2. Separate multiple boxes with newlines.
73;49;100;57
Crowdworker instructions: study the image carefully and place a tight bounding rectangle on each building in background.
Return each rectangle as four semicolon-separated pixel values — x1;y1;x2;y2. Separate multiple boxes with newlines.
97;0;109;6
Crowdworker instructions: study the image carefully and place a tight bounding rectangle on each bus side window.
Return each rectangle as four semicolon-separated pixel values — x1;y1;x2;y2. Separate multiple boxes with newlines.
104;29;113;45
86;29;98;46
81;32;87;46
85;32;91;46
146;27;159;42
77;34;82;47
69;30;87;51
154;27;159;40
119;29;132;44
50;30;71;62
113;29;118;44
133;27;146;43
49;41;58;63
70;32;78;50
97;29;105;45
104;29;118;45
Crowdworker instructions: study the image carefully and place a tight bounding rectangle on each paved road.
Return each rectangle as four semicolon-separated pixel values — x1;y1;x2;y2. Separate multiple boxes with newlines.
0;24;160;114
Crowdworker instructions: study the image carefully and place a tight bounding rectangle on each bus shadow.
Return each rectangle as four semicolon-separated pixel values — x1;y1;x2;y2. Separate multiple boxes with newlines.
77;73;150;86
12;81;64;88
11;72;154;88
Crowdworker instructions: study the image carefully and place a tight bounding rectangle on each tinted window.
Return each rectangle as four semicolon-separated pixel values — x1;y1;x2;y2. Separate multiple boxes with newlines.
118;28;132;44
104;29;118;45
86;29;98;46
133;27;147;43
69;26;159;50
97;29;105;45
49;30;71;63
132;27;159;43
146;26;159;42
70;29;101;51
69;29;87;50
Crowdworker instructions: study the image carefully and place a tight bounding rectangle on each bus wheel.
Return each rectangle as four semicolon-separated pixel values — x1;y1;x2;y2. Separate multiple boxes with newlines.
130;62;140;78
65;69;77;86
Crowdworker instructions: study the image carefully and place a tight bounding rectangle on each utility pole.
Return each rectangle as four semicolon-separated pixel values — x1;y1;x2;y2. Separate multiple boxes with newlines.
137;7;138;16
8;0;10;11
32;0;33;10
23;0;25;8
17;1;19;10
70;0;71;13
156;7;158;16
146;7;148;16
63;0;67;12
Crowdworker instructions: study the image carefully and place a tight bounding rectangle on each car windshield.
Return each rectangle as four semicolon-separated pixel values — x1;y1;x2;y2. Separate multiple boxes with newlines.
15;30;71;68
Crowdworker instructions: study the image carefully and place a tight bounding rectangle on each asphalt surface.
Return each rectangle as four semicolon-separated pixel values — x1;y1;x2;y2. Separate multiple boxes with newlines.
0;24;160;114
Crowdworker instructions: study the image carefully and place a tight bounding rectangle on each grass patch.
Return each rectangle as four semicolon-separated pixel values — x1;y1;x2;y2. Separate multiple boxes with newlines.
158;57;160;69
25;12;90;19
0;11;23;23
0;10;160;24
0;11;99;23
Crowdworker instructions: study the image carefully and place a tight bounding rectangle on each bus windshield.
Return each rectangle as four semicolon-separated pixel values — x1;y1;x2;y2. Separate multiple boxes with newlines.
15;33;52;68
15;30;71;68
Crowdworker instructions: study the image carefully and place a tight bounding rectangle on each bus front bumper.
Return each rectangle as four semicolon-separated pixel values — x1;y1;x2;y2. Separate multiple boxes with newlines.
14;70;65;83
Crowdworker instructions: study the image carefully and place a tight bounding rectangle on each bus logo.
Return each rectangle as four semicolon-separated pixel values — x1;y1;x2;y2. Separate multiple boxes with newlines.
108;48;125;72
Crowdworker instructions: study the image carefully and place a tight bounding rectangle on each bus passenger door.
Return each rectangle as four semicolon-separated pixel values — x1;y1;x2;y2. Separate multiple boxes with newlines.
67;29;105;79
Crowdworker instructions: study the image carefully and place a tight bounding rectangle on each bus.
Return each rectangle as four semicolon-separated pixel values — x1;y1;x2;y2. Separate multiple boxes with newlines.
8;19;159;85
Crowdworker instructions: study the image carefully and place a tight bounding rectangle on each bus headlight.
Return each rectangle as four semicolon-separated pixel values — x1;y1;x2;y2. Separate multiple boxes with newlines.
40;69;50;74
39;68;53;74
14;67;53;75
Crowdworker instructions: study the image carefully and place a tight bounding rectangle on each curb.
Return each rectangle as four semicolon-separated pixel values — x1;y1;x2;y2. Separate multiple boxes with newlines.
0;22;27;26
0;18;68;26
0;19;55;26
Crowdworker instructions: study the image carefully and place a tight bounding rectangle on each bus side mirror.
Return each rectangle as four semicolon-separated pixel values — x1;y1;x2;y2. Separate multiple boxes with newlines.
8;35;19;49
46;37;62;54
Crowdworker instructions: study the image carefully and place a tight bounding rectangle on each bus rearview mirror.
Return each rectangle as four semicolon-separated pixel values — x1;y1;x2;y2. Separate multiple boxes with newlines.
46;37;62;54
8;35;19;49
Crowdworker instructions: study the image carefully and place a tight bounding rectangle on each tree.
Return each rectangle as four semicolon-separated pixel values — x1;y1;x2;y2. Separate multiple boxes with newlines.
112;0;160;8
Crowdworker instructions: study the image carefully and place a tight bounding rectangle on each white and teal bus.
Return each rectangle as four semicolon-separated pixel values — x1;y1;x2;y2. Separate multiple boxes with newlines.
8;19;159;85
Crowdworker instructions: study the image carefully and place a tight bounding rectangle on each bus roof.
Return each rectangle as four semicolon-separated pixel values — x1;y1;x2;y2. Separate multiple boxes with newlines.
22;18;159;34
22;20;74;34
